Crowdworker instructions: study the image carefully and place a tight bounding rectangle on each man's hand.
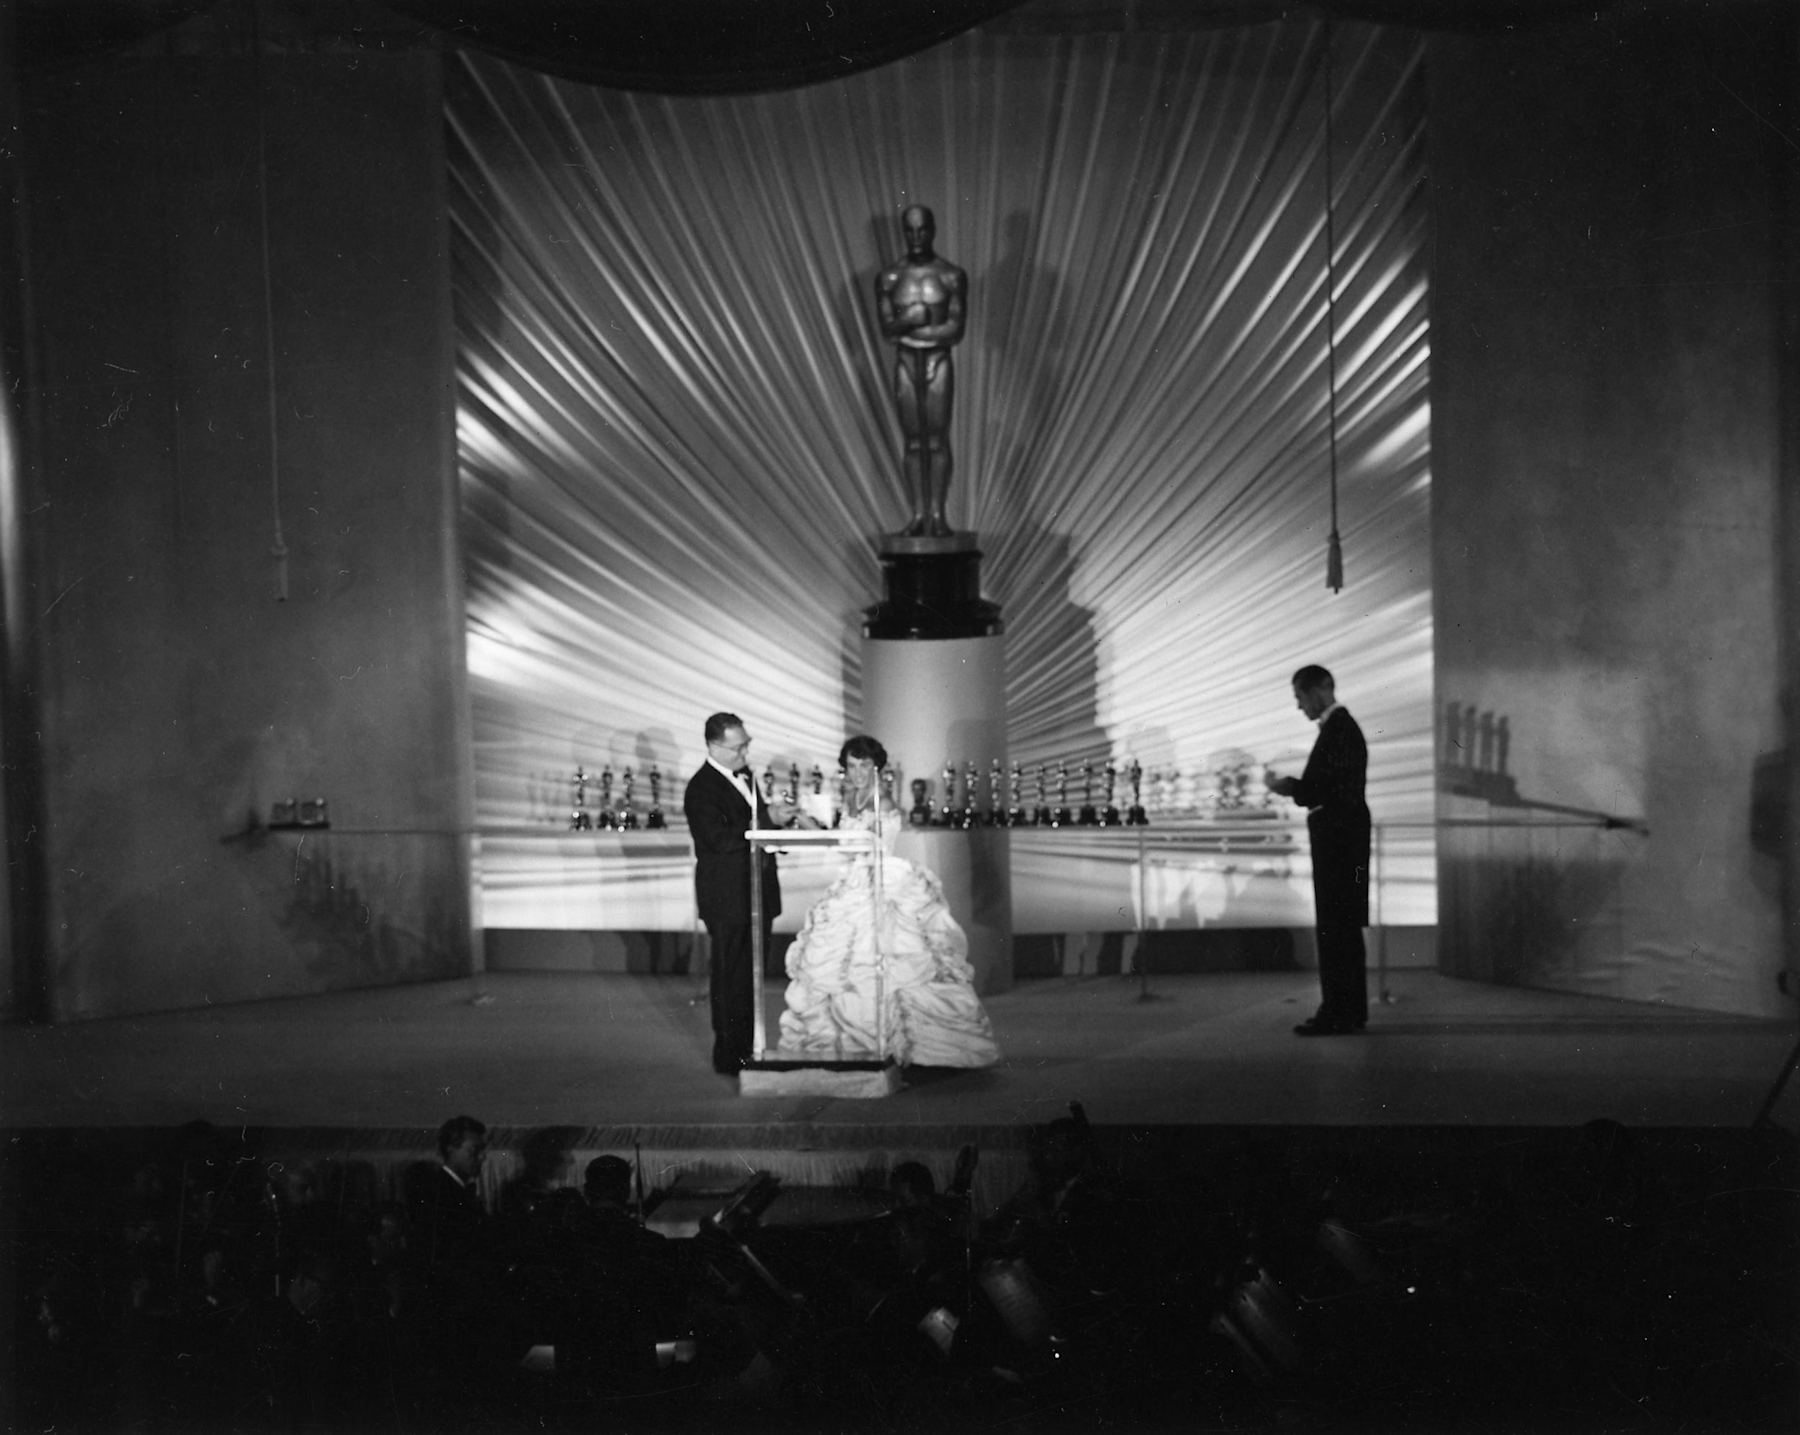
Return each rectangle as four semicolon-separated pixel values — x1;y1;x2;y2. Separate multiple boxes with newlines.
1265;770;1297;798
766;800;820;830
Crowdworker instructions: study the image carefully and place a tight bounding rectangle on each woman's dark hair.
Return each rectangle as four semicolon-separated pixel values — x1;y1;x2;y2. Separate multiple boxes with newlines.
839;734;888;770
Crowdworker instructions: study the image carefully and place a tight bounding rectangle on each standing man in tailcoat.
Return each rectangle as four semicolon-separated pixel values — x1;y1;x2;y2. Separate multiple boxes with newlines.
1266;666;1372;1035
684;713;797;1073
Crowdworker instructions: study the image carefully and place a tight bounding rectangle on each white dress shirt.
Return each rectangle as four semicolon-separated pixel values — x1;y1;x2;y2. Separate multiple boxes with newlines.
707;755;757;823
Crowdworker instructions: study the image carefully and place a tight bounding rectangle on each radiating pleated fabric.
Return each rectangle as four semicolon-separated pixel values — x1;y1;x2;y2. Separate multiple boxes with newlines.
449;22;1435;840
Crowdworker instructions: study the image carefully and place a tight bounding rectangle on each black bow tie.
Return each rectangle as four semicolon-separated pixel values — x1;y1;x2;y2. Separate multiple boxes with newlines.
733;769;752;782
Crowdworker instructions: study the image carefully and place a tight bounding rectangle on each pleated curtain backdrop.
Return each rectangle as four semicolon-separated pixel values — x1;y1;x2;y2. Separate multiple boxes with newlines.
448;20;1432;834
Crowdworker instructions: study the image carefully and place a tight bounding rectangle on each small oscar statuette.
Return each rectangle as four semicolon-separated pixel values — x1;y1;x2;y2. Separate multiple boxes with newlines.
759;769;777;815
1032;763;1052;827
937;762;957;827
646;766;666;829
797;763;833;827
910;778;931;826
1077;759;1099;826
569;767;592;831
987;759;1003;827
618;767;639;830
1126;759;1148;826
595;767;617;829
1217;761;1242;812
808;764;826;827
959;760;979;829
1102;759;1121;827
1052;760;1073;827
1006;760;1027;828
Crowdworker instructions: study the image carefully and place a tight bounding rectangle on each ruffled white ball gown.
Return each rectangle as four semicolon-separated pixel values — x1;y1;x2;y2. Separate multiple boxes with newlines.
777;805;1000;1067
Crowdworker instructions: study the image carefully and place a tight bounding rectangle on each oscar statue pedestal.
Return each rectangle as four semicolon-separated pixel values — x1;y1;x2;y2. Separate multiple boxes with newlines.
862;532;1012;994
862;532;1003;641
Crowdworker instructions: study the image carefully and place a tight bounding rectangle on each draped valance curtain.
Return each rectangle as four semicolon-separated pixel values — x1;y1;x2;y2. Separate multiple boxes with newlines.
391;0;1027;95
448;20;1431;829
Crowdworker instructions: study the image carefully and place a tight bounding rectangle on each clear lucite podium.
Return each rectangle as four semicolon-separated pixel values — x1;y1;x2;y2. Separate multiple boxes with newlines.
739;814;901;1097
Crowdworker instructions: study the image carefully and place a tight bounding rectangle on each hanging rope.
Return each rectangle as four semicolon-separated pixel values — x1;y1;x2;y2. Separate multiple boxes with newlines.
252;6;287;601
1323;17;1344;594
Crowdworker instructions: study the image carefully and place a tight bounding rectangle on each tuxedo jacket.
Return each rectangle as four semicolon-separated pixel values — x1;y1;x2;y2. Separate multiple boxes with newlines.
404;1162;488;1270
684;761;782;926
1290;706;1372;925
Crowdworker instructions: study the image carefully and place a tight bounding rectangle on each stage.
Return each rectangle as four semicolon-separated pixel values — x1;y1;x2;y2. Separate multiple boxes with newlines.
8;968;1798;1433
6;969;1794;1212
7;967;1791;1130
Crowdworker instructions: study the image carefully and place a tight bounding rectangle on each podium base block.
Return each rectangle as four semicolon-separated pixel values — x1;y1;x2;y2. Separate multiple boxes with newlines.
738;1055;901;1099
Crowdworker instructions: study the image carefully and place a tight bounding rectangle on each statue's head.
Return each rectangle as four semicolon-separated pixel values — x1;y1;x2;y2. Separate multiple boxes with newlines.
901;205;935;255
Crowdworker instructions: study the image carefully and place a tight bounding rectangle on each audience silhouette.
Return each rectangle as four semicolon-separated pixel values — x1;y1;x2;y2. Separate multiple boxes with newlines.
9;1107;1795;1432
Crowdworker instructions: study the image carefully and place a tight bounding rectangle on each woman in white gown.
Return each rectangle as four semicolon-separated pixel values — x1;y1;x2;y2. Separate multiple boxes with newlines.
778;735;999;1068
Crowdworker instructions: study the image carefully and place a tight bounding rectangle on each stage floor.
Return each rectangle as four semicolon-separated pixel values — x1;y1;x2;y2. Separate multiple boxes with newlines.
4;968;1794;1132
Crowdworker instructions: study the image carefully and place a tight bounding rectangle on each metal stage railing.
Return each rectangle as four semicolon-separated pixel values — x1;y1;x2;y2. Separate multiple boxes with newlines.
1005;818;1437;1001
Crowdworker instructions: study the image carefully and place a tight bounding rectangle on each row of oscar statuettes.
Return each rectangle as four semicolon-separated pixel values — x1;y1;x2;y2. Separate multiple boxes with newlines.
551;757;1286;832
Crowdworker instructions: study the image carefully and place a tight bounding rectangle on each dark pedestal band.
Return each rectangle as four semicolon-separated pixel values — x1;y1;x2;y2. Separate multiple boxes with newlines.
863;535;1004;640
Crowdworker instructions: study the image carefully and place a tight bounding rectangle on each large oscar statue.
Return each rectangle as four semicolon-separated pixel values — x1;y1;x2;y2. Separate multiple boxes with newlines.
864;206;1002;644
877;204;964;537
861;204;1011;994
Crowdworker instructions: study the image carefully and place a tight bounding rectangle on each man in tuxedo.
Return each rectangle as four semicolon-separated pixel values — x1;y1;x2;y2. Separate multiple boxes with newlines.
402;1115;502;1398
684;713;800;1072
407;1115;489;1265
1266;666;1372;1036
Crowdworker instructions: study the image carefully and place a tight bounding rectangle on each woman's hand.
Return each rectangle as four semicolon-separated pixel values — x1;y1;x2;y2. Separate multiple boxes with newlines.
769;798;823;830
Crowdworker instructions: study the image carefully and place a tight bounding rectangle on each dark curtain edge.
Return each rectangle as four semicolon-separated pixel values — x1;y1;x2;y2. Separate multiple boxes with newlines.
399;1;1634;96
383;0;1030;96
14;0;1662;87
